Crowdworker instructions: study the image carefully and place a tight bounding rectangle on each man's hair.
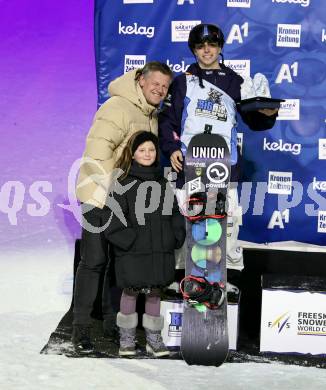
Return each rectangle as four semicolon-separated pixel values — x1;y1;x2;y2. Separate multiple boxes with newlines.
135;61;173;80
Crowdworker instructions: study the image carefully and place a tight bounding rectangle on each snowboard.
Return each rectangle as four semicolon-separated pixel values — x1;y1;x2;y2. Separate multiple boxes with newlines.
180;127;230;366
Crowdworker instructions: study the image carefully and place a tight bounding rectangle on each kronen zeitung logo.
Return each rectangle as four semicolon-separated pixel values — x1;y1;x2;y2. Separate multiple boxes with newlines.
268;171;292;195
272;0;310;7
119;21;155;38
124;55;146;73
276;24;301;47
263;138;301;155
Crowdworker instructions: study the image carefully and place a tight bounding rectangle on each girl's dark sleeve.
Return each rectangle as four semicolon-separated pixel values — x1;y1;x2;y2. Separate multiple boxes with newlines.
104;192;136;251
158;75;187;158
171;196;186;250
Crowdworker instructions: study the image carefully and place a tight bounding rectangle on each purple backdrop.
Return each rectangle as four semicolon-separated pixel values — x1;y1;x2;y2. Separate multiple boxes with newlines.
0;0;97;251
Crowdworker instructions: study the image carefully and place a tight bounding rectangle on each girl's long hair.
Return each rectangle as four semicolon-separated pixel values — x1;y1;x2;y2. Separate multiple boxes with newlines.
114;131;159;180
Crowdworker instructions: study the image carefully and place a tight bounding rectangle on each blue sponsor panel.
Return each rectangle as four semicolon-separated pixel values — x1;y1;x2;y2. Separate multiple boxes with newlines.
94;0;326;245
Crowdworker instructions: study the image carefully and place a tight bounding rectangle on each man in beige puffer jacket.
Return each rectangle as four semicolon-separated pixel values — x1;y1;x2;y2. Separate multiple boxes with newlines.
72;62;173;351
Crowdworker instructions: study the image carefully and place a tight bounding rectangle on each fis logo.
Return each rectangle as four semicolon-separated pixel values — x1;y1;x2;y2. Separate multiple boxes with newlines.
124;55;146;73
227;0;251;7
263;138;301;155
118;21;155;38
272;0;310;7
168;312;182;337
276;24;301;48
268;312;291;333
171;20;201;42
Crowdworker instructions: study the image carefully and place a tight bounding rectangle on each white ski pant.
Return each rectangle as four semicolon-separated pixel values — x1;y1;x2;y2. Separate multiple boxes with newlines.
174;186;243;271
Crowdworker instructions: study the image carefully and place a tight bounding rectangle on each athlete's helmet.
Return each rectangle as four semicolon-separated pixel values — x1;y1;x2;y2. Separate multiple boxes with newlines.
188;23;225;53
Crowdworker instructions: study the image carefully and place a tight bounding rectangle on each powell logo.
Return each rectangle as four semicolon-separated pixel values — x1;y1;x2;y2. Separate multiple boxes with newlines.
207;162;229;184
268;312;291;333
118;21;155;38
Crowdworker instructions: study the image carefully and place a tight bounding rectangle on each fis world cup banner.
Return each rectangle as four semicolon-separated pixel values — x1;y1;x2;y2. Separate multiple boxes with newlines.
94;0;326;248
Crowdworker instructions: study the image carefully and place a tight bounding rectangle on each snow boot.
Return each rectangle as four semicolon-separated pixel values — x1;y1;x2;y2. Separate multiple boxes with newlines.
116;312;138;356
103;312;119;341
143;314;170;358
71;324;94;352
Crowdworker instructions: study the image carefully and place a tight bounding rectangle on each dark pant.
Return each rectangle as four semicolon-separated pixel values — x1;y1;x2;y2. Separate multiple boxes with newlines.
73;205;117;325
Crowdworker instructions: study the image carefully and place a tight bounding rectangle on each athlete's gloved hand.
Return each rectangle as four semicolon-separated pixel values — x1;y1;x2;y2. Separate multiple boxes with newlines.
170;150;183;172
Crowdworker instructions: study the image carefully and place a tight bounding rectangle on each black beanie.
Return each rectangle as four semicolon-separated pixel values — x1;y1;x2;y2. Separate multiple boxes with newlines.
131;131;159;155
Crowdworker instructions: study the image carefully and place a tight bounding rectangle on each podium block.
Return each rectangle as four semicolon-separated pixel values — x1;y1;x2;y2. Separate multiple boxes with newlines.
260;275;326;355
160;300;239;350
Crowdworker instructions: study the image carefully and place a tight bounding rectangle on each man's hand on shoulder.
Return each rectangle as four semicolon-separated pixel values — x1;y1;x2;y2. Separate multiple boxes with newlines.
258;108;279;117
170;150;183;172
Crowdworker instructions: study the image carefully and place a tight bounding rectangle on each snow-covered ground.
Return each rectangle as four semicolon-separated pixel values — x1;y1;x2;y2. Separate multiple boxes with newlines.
1;1;326;389
1;250;326;390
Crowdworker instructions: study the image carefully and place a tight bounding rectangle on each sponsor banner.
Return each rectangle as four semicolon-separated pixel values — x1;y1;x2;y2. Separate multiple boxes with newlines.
268;171;293;195
171;20;201;42
124;55;146;73
276;23;301;47
271;0;310;7
123;0;154;3
224;59;251;78
260;289;326;354
227;0;251;7
319;139;326;160
160;300;239;349
277;99;300;120
318;211;326;233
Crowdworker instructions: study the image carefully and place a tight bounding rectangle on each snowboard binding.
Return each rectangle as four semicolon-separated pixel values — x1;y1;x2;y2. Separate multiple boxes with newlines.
184;192;227;222
180;275;226;310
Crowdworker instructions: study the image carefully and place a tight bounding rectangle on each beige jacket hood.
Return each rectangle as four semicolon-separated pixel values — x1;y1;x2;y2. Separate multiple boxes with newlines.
76;69;159;208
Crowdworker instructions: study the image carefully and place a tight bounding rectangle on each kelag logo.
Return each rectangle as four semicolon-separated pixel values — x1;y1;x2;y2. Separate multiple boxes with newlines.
227;0;251;7
268;312;291;333
276;24;301;48
171;20;201;42
118;21;155;38
124;55;146;73
263;138;301;155
166;59;190;73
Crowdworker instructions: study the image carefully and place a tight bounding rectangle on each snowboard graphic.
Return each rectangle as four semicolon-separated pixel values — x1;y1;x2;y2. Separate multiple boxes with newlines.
180;127;230;366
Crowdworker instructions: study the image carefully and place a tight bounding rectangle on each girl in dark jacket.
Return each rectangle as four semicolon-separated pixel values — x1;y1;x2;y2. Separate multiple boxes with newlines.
105;131;185;357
